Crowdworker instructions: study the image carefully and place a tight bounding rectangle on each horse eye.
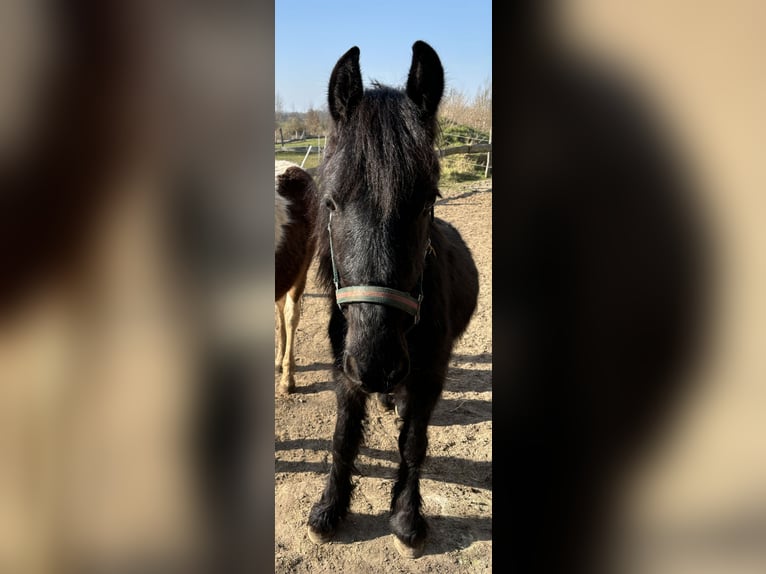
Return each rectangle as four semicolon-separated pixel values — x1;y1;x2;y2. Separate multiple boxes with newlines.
324;195;337;211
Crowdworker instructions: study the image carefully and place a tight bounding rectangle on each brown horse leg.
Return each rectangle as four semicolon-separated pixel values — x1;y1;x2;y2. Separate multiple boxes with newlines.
275;295;286;372
278;271;307;394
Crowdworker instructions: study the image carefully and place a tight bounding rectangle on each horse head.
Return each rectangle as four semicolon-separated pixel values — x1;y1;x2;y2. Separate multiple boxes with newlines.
317;41;444;394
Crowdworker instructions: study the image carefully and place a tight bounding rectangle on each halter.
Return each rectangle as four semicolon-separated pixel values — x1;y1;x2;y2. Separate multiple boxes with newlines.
327;209;432;325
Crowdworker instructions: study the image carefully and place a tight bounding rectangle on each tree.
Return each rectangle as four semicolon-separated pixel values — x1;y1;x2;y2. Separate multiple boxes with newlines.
284;114;306;140
275;91;285;126
305;107;322;136
437;79;492;139
472;79;492;134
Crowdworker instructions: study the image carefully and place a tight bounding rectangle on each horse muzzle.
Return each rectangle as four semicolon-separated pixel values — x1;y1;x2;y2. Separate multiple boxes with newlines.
342;349;410;393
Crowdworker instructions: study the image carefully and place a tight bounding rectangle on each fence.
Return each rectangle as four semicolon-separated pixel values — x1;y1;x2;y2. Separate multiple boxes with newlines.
276;137;492;177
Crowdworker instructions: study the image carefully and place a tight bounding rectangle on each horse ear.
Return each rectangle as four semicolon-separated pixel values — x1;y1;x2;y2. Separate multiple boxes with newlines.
406;40;444;118
328;46;363;123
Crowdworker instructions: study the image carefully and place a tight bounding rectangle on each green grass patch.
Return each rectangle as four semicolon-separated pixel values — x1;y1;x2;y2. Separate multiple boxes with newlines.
274;150;323;170
274;138;326;150
440;153;489;183
438;122;489;147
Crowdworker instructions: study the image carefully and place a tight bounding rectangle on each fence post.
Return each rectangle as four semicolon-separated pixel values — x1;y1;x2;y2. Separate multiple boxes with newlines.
301;145;313;168
484;128;492;178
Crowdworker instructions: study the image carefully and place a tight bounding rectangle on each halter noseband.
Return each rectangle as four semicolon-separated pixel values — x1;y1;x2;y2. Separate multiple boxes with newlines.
327;211;431;325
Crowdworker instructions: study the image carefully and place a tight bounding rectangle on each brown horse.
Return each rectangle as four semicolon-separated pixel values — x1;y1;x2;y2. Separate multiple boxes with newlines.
275;160;318;394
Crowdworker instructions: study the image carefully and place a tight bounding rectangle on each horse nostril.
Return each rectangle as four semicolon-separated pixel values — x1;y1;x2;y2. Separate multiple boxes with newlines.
343;352;362;384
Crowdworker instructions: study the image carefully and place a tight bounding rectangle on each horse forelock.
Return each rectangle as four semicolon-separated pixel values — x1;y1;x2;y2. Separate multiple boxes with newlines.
323;86;439;220
314;85;440;294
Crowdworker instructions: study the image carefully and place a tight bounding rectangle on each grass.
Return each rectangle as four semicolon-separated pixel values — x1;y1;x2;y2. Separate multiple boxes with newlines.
274;150;323;170
438;122;490;147
275;136;326;169
441;153;489;182
274;137;326;150
438;122;490;182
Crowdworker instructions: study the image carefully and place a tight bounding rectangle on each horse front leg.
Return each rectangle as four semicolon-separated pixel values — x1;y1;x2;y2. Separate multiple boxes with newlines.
389;385;440;558
307;380;367;543
277;283;303;394
274;297;286;372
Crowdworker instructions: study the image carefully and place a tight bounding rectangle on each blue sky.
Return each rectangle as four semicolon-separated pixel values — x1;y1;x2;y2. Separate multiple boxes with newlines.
275;0;492;112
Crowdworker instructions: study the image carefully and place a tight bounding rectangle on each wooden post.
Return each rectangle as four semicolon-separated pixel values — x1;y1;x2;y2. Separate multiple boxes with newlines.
279;128;284;148
484;128;492;178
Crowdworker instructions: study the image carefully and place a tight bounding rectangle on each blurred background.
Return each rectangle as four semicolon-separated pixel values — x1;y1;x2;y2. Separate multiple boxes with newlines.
496;1;765;573
562;3;765;572
0;1;274;572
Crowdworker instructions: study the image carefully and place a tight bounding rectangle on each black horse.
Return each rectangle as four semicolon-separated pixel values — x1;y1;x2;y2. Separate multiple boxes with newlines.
306;41;479;558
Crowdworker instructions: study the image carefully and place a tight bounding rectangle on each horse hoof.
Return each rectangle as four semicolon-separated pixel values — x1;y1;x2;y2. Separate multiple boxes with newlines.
277;384;294;396
278;375;295;395
307;524;334;545
393;535;425;559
